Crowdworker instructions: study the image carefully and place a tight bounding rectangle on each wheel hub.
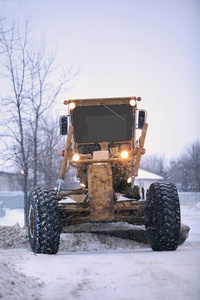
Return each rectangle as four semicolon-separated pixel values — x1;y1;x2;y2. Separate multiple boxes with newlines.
28;204;34;238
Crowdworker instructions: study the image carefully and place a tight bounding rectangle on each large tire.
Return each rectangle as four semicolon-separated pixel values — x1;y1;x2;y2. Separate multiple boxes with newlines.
145;182;180;251
27;187;60;254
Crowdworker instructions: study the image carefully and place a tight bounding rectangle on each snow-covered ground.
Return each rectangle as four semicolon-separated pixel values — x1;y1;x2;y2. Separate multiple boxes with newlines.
0;203;200;300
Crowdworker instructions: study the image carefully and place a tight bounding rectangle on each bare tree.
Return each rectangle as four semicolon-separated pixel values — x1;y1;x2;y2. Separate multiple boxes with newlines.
27;37;75;186
0;18;78;216
36;116;63;186
167;140;200;191
140;154;166;177
0;19;33;207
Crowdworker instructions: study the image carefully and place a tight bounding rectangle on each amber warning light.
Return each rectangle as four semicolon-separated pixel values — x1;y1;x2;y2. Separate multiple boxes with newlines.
72;154;80;162
121;150;129;159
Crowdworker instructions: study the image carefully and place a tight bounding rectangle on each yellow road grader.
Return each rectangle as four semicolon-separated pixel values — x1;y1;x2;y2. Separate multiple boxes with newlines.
27;97;181;254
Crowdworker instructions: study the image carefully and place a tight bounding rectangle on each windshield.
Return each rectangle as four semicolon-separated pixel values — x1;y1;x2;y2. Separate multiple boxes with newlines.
73;104;133;143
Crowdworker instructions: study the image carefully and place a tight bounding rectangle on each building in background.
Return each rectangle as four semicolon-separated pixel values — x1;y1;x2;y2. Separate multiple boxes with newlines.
0;171;23;191
135;169;164;198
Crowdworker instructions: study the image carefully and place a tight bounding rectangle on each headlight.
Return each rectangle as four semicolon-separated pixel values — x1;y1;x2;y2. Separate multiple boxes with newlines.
120;150;129;159
72;154;80;162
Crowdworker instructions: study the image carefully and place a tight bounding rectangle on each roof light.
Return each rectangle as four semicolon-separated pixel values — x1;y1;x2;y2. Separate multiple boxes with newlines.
121;150;129;159
69;102;75;110
130;99;136;106
136;97;141;101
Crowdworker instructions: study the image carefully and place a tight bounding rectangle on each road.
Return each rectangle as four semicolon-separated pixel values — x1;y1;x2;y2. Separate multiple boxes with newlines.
0;204;199;300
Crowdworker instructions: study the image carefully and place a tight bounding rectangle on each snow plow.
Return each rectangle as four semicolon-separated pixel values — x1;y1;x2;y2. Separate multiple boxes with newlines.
27;97;181;254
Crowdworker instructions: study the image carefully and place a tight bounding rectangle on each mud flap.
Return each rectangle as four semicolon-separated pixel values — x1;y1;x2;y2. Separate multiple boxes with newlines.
88;164;114;222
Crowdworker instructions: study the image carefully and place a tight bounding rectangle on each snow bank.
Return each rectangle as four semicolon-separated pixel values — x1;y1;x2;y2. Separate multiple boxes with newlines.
0;224;29;249
0;224;146;252
0;259;43;300
59;232;146;252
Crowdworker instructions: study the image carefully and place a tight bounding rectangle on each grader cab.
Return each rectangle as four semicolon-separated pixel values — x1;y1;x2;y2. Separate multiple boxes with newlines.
27;97;181;254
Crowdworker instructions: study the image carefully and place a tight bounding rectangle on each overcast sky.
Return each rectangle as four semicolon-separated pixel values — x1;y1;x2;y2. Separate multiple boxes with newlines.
0;0;200;161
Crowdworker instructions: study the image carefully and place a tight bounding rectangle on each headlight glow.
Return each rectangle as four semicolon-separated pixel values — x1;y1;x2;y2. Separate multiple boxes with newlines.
72;154;80;162
121;150;129;159
69;102;75;110
130;99;136;106
127;177;132;184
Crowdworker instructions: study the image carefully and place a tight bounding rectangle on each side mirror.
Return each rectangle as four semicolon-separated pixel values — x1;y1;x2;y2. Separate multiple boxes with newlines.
138;110;146;129
59;116;68;135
